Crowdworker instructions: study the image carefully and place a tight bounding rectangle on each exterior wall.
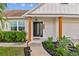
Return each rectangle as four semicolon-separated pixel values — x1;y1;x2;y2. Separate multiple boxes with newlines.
31;17;79;41
30;3;79;14
2;17;79;41
62;18;79;39
32;17;57;41
55;17;79;40
1;18;28;33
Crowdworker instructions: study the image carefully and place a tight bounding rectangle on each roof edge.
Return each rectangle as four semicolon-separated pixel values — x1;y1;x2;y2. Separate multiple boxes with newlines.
22;3;44;17
5;16;24;18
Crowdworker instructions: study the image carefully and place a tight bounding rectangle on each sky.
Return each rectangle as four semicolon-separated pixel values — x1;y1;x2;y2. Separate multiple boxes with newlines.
6;3;38;10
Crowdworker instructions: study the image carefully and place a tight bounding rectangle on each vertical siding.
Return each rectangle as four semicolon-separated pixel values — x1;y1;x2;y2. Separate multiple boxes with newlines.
31;3;79;14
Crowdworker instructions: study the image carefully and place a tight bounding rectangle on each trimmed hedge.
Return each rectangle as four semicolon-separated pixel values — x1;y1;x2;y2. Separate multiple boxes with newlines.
0;31;26;42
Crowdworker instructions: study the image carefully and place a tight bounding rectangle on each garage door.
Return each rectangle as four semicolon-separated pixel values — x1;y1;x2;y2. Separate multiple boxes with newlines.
63;22;79;39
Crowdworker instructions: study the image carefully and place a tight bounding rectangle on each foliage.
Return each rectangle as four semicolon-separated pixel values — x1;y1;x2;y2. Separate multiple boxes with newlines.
48;42;55;50
55;47;79;56
16;31;26;42
56;36;79;56
0;31;4;41
55;47;69;56
0;31;26;42
43;37;55;50
0;3;7;13
0;3;7;30
42;36;79;56
58;36;72;48
48;37;53;42
76;44;79;49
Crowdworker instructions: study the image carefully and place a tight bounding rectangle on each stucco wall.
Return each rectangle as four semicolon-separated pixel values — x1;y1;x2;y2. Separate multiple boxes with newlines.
62;18;79;39
3;17;79;41
32;17;56;40
31;17;79;41
55;17;79;40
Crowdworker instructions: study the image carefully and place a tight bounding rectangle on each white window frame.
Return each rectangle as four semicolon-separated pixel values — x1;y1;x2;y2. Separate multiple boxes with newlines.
9;20;26;31
18;20;26;31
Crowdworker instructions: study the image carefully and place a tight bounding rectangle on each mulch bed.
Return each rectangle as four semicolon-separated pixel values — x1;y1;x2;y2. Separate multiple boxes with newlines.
42;42;79;56
42;42;56;56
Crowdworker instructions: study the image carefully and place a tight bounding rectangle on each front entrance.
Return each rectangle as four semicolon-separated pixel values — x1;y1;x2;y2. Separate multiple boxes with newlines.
33;22;43;37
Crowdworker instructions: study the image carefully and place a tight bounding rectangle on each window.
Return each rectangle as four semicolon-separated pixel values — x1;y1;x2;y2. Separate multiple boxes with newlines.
18;20;25;31
10;21;17;31
9;20;25;31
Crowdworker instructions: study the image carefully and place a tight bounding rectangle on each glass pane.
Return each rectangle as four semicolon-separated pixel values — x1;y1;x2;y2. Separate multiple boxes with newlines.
10;21;17;31
37;23;39;35
18;20;25;31
11;27;17;31
10;21;17;27
19;27;25;31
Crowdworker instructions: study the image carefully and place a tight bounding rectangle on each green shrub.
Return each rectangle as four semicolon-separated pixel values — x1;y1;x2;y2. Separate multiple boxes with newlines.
48;42;54;50
42;36;79;56
69;52;79;56
0;31;4;42
55;36;79;56
76;44;79;49
16;31;26;42
42;41;48;45
48;37;53;42
58;36;73;48
0;31;26;42
55;47;68;56
55;47;79;56
43;37;55;50
3;32;13;42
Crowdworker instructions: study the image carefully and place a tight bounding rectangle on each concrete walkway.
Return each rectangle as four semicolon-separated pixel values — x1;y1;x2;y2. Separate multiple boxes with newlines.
30;43;50;56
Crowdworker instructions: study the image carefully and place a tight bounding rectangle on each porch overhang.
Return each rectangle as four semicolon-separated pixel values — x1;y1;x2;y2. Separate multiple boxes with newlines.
25;13;79;42
23;14;79;18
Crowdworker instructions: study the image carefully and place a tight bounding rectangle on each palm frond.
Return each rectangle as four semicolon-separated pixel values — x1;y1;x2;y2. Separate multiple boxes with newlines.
0;3;7;30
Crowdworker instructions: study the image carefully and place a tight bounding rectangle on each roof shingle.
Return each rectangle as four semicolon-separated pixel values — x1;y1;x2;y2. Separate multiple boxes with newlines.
4;10;28;17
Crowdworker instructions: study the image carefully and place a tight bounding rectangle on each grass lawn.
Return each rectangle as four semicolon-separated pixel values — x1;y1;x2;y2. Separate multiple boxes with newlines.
0;47;24;56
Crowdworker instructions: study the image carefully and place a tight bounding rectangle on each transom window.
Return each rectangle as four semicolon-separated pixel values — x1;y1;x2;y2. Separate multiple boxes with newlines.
9;20;25;31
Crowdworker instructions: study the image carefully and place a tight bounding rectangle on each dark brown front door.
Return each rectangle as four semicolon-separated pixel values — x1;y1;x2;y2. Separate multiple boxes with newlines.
33;22;43;37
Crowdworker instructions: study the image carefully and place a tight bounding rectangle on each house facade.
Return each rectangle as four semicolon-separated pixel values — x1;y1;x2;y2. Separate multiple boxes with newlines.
3;3;79;42
3;10;28;31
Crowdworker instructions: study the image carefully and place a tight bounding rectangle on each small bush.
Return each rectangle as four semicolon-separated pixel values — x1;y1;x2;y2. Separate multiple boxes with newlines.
76;44;79;49
42;36;79;56
16;31;26;42
0;31;26;42
48;42;54;50
0;31;4;42
58;36;73;48
42;37;55;50
48;37;53;42
55;47;68;56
